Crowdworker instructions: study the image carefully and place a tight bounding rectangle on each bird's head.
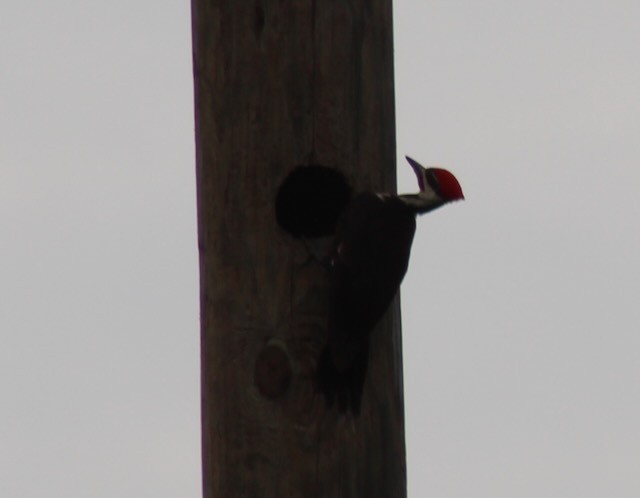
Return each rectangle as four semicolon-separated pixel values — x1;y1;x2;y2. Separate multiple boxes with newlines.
405;156;465;203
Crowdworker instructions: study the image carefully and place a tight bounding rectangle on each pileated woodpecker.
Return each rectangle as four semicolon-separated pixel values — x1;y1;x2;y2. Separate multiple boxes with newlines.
316;156;464;414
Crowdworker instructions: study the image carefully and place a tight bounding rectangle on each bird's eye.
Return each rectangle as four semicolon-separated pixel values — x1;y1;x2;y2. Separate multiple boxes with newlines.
425;170;439;192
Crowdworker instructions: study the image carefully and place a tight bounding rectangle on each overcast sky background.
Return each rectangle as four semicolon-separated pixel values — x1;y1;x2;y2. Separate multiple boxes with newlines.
2;1;639;497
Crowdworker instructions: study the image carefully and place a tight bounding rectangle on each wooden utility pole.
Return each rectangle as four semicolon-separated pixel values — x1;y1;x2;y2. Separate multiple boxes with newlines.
191;2;405;497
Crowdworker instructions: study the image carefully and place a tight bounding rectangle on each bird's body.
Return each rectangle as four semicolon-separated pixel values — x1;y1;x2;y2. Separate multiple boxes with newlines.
317;193;416;413
317;157;464;414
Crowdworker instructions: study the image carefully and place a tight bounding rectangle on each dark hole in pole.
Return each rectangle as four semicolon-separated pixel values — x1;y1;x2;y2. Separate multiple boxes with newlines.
275;165;352;238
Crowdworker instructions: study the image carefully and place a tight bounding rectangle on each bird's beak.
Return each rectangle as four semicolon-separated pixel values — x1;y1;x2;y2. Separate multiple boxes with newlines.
405;156;424;175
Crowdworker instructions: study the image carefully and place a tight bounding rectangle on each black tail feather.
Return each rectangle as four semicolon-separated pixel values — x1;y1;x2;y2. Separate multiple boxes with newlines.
316;339;369;415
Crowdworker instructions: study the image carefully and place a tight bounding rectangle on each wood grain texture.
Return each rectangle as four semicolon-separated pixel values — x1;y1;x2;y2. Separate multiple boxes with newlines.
191;1;405;497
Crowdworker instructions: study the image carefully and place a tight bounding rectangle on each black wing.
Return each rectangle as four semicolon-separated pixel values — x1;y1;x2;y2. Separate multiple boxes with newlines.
317;193;416;413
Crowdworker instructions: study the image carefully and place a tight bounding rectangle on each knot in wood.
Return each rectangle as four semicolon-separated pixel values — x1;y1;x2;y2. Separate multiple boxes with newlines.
253;344;292;399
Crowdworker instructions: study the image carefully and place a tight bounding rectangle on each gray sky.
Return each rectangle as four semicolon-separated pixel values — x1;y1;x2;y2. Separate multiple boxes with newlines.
2;1;639;497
